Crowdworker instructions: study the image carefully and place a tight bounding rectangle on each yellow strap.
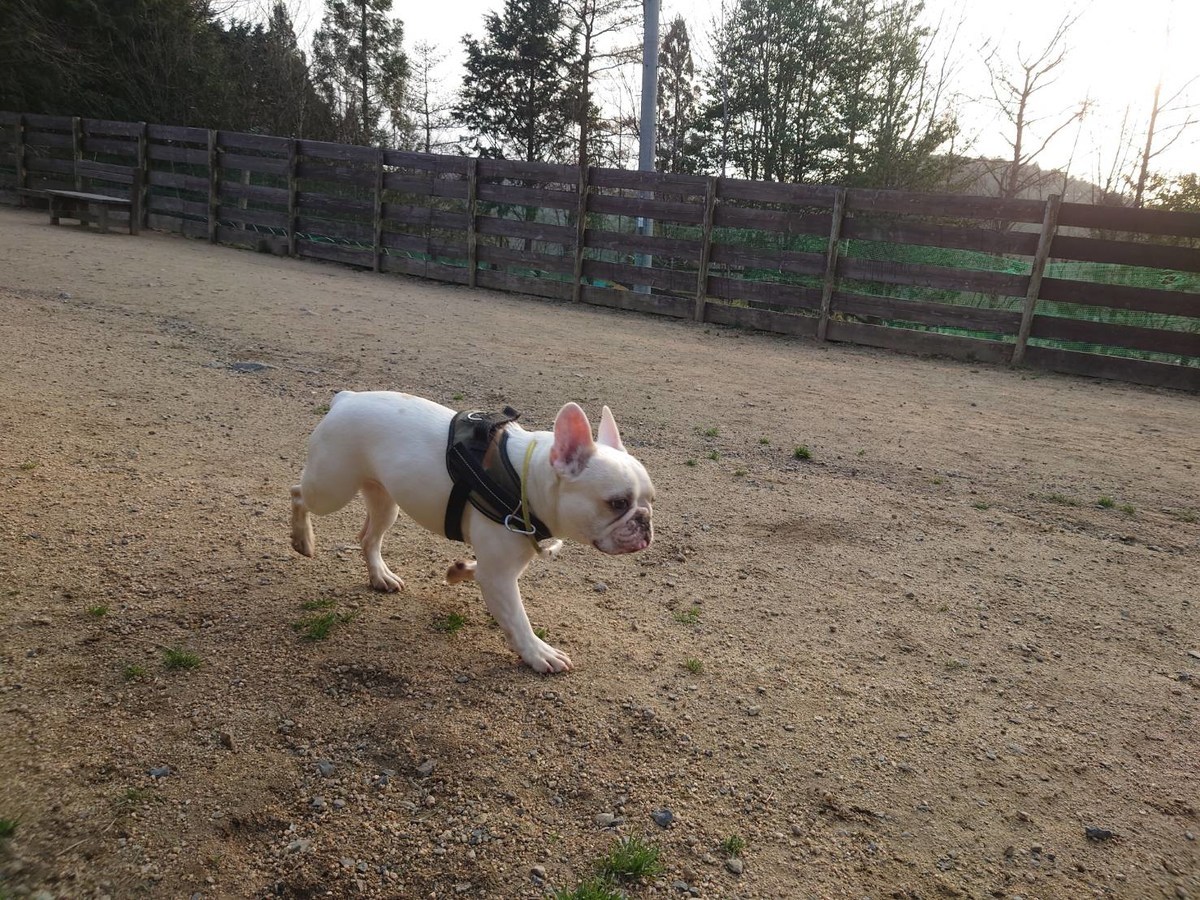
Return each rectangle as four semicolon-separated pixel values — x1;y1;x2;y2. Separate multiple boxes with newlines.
521;439;540;548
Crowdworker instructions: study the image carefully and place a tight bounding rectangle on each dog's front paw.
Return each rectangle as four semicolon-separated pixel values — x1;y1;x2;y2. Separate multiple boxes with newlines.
369;567;405;593
519;638;573;674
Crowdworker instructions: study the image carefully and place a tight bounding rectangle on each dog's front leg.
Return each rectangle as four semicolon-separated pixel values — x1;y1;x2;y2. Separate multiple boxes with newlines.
473;549;572;674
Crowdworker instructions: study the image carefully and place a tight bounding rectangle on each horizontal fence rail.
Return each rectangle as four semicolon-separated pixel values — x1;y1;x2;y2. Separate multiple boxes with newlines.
2;111;1198;391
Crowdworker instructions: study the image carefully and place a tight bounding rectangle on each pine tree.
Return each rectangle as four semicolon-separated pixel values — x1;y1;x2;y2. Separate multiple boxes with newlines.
655;16;699;174
311;0;409;146
455;0;580;162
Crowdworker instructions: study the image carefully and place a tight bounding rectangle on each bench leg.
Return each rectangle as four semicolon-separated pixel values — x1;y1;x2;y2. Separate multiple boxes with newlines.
49;196;59;226
99;205;109;233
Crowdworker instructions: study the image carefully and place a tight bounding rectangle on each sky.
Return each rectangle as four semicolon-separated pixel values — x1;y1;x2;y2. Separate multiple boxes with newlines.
229;0;1199;181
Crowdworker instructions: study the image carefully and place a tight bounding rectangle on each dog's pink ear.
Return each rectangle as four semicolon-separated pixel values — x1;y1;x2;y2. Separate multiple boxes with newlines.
597;405;625;452
550;402;595;477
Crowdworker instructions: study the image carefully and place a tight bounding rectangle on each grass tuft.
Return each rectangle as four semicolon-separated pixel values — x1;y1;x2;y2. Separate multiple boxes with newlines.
684;458;697;467
720;834;747;857
684;657;703;674
971;501;990;510
122;663;149;681
596;835;664;881
435;612;467;634
793;445;812;461
1097;496;1115;509
18;461;38;471
533;625;550;641
0;819;17;840
163;647;201;671
672;606;701;625
702;426;719;437
294;610;355;641
87;604;109;618
706;450;720;461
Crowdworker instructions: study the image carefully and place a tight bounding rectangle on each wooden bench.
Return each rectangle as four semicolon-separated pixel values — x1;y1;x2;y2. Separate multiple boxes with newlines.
45;160;143;235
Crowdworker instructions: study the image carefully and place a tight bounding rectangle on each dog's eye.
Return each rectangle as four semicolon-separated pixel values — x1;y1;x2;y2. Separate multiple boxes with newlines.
608;497;630;512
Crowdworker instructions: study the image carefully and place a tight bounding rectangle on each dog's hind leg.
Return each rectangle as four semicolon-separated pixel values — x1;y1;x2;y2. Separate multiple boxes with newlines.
290;485;316;557
360;480;404;592
445;559;476;584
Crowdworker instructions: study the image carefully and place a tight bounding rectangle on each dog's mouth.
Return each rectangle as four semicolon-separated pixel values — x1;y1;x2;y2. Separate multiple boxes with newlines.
594;537;651;554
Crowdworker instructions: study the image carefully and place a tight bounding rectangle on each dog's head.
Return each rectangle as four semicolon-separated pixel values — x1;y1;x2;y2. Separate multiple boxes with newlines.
545;403;654;555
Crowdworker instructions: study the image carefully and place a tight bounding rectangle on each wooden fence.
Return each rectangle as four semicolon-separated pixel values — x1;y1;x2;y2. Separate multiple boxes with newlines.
2;111;1198;392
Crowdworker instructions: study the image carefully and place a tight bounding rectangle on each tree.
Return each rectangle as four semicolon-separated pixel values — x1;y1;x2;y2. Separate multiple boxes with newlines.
219;4;335;138
1131;75;1200;207
655;16;700;173
564;0;638;169
1146;172;1200;213
405;41;457;153
311;0;409;146
848;0;960;189
704;0;836;182
981;13;1090;201
455;0;580;162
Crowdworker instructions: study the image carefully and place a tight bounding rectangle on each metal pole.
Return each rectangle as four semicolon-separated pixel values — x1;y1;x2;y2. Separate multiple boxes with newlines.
634;0;659;293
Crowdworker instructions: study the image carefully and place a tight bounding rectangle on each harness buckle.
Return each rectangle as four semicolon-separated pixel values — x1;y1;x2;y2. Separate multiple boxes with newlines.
503;513;537;536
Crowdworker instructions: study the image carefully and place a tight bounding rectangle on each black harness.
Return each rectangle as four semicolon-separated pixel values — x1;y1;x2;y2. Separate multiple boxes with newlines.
444;407;553;544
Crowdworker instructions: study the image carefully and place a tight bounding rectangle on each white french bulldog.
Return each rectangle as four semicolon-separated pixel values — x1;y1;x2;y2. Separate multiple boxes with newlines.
290;391;655;673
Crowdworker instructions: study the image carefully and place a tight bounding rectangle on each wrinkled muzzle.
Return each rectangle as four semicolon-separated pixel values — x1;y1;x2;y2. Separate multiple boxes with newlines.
595;509;653;555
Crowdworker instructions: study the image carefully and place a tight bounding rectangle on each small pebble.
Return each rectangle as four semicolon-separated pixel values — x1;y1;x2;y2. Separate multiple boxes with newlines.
726;857;744;875
746;705;761;716
595;812;623;828
310;797;326;812
316;761;334;777
651;808;675;828
149;766;170;778
416;759;437;778
530;866;546;882
593;582;608;593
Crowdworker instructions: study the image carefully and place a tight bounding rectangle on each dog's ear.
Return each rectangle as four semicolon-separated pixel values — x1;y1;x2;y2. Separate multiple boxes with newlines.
597;405;625;452
550;402;596;477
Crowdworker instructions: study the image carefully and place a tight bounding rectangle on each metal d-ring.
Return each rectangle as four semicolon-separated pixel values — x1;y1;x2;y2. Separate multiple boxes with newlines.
503;514;536;536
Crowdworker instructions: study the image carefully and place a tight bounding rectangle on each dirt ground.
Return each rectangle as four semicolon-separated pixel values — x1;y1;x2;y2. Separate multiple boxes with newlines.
0;204;1197;900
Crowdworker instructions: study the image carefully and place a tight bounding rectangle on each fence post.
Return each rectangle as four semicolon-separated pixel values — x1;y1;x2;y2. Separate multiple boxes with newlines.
1012;193;1062;366
373;148;384;273
693;175;718;322
71;117;83;191
467;157;479;289
15;114;27;201
206;130;218;244
816;188;848;342
136;122;148;231
287;138;298;257
572;165;591;303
